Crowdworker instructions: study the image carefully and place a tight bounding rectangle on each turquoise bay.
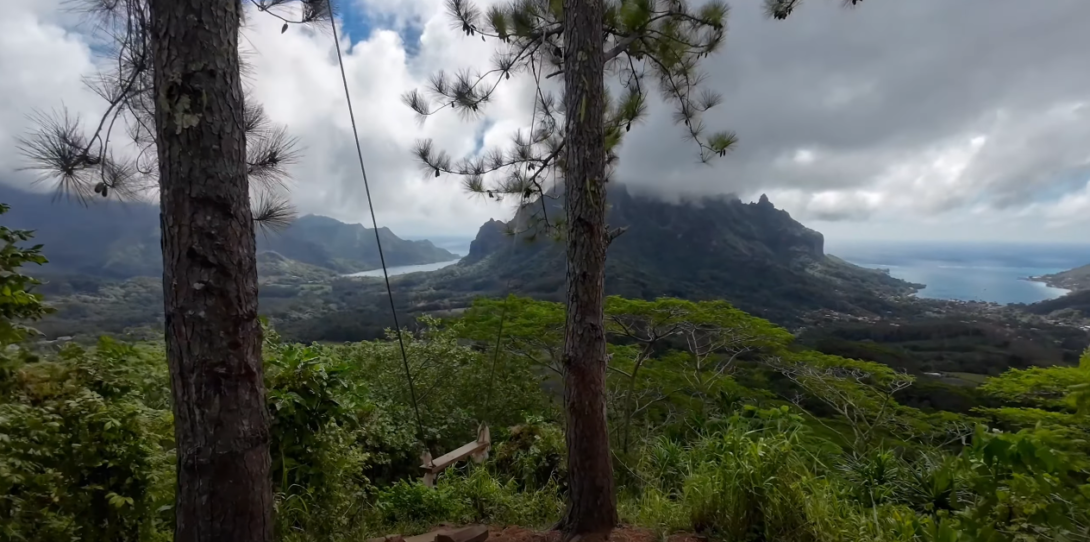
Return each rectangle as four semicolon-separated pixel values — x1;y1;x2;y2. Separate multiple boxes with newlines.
828;241;1090;305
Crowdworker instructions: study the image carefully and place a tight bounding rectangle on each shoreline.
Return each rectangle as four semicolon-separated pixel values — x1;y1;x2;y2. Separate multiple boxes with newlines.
846;259;1071;305
1022;275;1072;295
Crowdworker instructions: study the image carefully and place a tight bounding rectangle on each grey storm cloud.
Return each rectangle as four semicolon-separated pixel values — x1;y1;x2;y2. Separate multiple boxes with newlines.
614;0;1090;219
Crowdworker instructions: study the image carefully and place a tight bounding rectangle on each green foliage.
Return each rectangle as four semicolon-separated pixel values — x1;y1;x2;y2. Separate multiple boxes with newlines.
938;427;1090;541
979;364;1088;411
621;407;1090;542
973;349;1090;472
4;289;1089;542
0;203;53;346
0;338;174;542
604;296;792;452
332;316;553;454
626;408;822;540
264;337;376;539
371;470;564;533
458;295;567;374
491;415;567;491
766;351;918;449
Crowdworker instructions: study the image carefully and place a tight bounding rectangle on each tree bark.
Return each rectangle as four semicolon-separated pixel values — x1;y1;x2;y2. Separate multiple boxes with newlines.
148;1;272;541
558;0;618;538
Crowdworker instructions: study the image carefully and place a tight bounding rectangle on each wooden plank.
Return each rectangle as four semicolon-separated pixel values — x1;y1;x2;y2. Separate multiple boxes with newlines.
403;530;445;542
421;425;491;487
436;525;489;542
424;441;489;473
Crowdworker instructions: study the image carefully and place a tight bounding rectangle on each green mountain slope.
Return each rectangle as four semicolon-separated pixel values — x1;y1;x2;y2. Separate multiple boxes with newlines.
0;184;458;277
319;187;919;331
1029;263;1090;291
267;215;458;273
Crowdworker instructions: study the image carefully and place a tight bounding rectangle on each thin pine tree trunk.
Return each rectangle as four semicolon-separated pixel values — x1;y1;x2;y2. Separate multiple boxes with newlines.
558;0;618;537
148;0;273;540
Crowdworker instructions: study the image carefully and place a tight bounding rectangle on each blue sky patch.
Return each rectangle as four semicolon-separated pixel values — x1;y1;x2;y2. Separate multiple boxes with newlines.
472;119;495;154
1031;167;1090;203
339;3;424;58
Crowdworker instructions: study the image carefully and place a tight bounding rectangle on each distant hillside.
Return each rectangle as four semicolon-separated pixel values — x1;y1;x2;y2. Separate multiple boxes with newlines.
0;183;457;278
310;186;921;334
449;188;917;321
1024;289;1090;319
1029;263;1090;291
267;215;457;272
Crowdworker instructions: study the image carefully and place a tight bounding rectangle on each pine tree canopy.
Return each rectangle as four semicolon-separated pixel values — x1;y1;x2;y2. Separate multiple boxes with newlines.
405;0;739;235
16;0;335;231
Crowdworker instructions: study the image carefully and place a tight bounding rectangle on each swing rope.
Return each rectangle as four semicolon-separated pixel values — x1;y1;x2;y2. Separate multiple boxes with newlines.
483;47;546;417
324;0;547;452
482;286;512;416
326;5;426;448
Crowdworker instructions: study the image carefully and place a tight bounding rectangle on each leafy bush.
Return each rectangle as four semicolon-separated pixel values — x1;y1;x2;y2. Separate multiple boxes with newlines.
372;479;463;528
627;407;829;541
4;285;1090;542
0;203;53;346
369;469;563;533
0;340;174;542
265;338;375;539
490;415;566;491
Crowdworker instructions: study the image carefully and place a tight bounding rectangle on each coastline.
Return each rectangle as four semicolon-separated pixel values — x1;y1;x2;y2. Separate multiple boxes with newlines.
1022;274;1073;295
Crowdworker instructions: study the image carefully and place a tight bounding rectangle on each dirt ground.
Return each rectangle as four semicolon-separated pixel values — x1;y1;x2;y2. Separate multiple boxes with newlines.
486;526;704;542
373;523;704;542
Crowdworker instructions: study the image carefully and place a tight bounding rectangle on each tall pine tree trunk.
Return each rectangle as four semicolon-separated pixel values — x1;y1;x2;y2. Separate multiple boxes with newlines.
148;1;273;540
559;0;618;537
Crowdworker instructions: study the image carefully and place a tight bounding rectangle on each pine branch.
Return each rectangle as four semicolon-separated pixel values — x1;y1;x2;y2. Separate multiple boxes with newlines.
247;125;303;193
253;193;298;232
765;0;865;20
406;0;736;240
18;0;317;232
250;0;335;27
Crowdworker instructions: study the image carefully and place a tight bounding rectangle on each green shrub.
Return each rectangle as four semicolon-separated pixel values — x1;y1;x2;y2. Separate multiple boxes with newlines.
3;291;1089;542
491;415;566;491
442;467;564;528
372;479;463;528
0;341;174;542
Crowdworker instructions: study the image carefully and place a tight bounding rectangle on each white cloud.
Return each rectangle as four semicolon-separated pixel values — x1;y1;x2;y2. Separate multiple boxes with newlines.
0;0;531;238
0;5;103;178
2;0;1090;245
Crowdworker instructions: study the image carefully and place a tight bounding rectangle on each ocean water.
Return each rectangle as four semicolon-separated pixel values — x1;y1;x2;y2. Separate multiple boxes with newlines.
347;239;1090;305
343;259;462;278
342;236;473;278
828;241;1090;305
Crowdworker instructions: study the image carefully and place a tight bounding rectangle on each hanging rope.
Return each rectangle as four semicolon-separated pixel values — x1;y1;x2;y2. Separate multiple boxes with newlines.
483;47;547;416
325;6;426;448
482;285;513;416
322;2;552;442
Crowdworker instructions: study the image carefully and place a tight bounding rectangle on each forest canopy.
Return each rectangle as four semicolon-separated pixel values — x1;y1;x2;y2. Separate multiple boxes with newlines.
3;284;1089;541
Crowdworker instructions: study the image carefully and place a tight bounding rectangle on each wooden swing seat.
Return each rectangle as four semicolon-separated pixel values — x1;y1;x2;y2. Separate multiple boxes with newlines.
420;424;491;487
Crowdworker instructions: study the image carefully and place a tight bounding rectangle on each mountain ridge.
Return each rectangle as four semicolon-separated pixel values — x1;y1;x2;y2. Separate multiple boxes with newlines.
343;184;921;326
0;183;458;277
20;182;925;341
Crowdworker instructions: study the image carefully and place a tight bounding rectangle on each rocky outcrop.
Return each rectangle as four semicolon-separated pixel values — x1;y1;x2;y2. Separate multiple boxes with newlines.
448;184;915;324
464;219;508;264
